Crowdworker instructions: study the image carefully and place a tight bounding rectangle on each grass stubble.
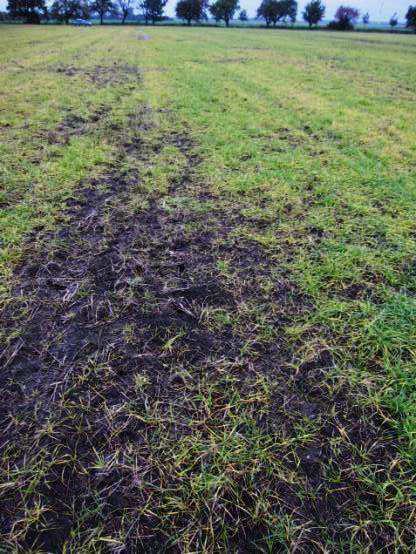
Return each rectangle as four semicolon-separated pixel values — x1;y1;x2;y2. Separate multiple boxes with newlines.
0;25;415;552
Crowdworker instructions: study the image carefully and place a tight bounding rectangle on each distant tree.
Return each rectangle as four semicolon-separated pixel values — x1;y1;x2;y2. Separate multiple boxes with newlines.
257;0;297;27
257;0;276;26
303;0;325;27
284;0;297;22
209;0;239;26
7;0;46;22
140;0;167;23
79;0;91;17
50;0;83;23
362;11;369;24
175;0;191;23
328;5;359;30
175;0;207;24
117;0;133;22
40;3;49;20
91;0;115;22
406;5;416;29
239;8;247;20
389;12;398;28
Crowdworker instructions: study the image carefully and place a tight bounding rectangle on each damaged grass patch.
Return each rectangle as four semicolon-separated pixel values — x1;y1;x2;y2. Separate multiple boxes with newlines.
55;63;142;86
1;24;416;553
1;105;414;552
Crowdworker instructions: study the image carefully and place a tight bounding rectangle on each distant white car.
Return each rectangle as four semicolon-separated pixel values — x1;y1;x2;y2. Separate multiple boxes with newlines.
72;19;92;26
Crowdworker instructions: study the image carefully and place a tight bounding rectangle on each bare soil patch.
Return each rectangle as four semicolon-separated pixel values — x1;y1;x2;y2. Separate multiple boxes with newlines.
39;104;112;146
55;63;141;86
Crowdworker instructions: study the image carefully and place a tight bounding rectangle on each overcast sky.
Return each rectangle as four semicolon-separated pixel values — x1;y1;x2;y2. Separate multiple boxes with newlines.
0;0;411;22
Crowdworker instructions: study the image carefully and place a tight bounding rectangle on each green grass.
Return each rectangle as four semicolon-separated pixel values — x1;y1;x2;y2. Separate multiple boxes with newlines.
0;24;416;551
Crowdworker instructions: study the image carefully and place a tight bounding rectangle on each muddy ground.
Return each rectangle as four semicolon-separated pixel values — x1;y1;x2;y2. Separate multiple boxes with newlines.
0;105;409;551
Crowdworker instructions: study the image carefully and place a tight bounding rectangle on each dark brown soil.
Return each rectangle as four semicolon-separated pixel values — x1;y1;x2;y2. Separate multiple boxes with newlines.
0;106;408;552
55;63;141;86
39;104;112;146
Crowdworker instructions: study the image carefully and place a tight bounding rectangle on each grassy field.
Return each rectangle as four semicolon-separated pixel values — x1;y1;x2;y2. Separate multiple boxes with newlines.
1;24;416;552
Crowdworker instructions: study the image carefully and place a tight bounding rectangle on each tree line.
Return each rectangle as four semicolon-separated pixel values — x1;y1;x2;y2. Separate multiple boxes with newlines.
5;0;416;31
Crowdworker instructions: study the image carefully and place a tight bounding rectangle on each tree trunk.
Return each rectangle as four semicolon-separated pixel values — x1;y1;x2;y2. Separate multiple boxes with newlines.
100;13;103;24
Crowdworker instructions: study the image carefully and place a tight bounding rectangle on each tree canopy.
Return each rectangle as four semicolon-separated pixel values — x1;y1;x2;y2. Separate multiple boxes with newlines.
406;5;416;29
239;8;247;21
140;0;167;24
117;0;133;23
175;0;207;25
91;0;116;23
328;5;359;30
50;0;87;23
209;0;240;26
7;0;46;23
389;13;398;28
302;0;325;28
257;0;297;27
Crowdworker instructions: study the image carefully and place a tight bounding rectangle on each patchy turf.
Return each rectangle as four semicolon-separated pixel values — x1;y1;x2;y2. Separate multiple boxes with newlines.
1;104;410;552
1;25;416;552
54;63;142;86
